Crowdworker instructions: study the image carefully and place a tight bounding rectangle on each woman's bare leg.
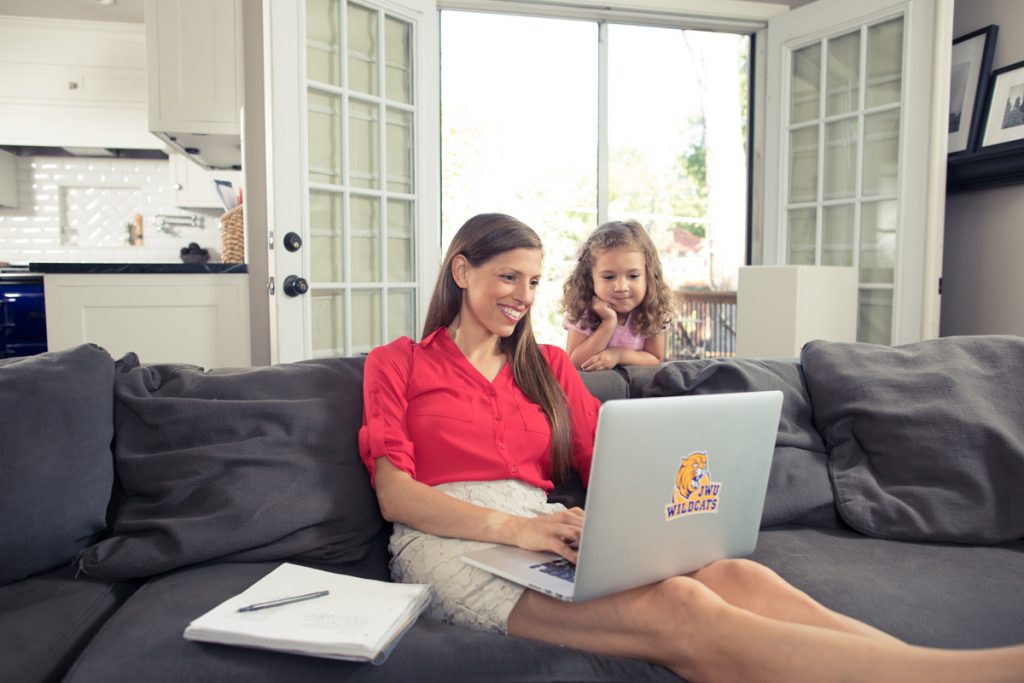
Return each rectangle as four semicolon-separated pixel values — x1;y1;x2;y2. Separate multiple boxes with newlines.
507;576;1024;683
688;559;900;642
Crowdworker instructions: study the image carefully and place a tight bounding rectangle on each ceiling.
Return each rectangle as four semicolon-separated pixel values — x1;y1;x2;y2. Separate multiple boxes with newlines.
0;0;813;25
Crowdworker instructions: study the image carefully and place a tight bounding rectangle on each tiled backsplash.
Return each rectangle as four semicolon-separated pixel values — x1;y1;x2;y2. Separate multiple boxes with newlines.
0;156;223;265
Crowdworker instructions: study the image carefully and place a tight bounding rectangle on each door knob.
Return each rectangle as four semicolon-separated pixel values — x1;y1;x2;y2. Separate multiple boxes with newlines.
282;275;309;297
283;232;302;252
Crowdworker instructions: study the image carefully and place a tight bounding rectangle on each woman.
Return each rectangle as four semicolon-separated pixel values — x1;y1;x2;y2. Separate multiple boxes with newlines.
358;213;1024;682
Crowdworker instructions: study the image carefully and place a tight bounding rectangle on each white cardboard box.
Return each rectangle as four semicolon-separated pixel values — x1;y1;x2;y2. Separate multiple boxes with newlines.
737;265;858;358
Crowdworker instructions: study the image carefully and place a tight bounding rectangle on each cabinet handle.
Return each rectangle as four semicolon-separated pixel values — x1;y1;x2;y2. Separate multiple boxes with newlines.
174;184;183;191
68;81;79;90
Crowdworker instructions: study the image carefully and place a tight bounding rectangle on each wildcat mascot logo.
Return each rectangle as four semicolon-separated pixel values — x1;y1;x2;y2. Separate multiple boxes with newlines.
664;451;722;521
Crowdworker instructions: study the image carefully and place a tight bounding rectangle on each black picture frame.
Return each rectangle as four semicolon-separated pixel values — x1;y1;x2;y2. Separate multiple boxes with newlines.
948;25;997;155
979;58;1024;151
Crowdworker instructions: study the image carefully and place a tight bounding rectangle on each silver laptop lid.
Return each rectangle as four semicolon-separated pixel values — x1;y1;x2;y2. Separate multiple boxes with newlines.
571;391;782;602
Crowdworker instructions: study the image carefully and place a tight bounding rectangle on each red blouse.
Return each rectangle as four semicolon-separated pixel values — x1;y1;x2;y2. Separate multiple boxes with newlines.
358;327;600;491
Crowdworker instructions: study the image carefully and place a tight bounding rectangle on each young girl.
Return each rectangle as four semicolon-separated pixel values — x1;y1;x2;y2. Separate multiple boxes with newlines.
359;213;1024;682
562;220;674;371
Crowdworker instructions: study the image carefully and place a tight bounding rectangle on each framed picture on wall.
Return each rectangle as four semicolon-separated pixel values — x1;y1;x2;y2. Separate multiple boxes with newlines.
980;59;1024;150
948;25;998;154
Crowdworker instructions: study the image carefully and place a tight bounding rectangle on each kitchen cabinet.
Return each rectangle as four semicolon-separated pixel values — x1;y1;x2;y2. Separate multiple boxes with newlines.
169;151;242;209
44;272;251;367
0;149;16;208
0;17;157;150
145;0;244;170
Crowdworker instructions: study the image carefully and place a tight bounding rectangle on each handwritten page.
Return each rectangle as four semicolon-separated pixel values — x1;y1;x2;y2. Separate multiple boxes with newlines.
184;563;430;663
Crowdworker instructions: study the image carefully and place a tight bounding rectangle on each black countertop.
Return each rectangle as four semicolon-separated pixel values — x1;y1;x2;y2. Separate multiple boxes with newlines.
28;262;248;274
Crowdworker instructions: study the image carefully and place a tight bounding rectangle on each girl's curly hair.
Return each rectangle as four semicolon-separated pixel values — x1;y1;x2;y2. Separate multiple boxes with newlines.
561;220;674;336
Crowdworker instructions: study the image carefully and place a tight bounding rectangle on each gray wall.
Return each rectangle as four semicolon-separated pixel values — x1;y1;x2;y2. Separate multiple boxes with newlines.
941;0;1024;337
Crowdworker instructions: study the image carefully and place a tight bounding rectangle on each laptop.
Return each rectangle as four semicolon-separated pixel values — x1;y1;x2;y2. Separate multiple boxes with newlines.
461;390;783;603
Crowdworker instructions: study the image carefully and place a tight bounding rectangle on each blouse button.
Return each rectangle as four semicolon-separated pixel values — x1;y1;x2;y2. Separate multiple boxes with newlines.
495;414;502;421
510;464;519;474
587;409;595;416
373;407;382;417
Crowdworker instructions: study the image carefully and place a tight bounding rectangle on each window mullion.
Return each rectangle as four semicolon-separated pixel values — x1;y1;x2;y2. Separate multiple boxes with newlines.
597;20;609;225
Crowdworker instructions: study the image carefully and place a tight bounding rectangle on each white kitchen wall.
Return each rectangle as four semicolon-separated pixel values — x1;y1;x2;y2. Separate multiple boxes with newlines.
0;155;223;265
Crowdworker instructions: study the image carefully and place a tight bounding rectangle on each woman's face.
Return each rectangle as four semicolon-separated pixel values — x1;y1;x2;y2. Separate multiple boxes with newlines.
454;247;542;339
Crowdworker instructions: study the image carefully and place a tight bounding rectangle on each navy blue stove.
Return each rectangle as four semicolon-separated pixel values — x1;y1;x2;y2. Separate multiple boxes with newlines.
0;270;47;358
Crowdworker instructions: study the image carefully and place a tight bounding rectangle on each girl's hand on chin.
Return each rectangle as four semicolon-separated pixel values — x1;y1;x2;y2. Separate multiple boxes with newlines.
591;296;617;322
511;507;585;563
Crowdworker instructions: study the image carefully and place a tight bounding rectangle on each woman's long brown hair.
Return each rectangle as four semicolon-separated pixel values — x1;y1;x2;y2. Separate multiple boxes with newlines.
422;214;573;483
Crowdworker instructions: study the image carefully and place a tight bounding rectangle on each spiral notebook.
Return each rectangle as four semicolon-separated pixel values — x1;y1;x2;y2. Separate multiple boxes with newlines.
184;563;431;664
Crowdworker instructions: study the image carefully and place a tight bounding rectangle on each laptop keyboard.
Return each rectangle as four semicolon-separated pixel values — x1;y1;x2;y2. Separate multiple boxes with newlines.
529;558;576;583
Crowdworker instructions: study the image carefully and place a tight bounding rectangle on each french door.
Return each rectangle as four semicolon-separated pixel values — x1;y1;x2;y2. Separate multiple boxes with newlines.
761;0;951;344
265;0;439;363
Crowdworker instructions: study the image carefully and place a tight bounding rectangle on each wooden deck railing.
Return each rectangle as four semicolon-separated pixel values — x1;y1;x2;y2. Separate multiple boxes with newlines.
667;289;737;359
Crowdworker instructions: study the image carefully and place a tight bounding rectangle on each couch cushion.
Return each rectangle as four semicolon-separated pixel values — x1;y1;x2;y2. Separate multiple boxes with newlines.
65;561;679;683
643;358;839;528
802;336;1024;544
0;563;139;683
79;356;384;580
0;344;115;585
750;525;1024;648
615;364;663;398
578;368;628;402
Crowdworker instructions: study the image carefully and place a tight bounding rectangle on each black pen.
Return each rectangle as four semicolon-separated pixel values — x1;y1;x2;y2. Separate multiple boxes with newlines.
237;590;330;613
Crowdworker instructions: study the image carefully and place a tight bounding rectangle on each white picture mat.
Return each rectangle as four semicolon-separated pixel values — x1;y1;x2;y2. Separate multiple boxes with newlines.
982;64;1024;148
949;32;989;153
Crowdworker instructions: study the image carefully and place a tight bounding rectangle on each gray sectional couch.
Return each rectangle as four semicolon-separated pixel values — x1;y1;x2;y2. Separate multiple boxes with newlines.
2;336;1024;682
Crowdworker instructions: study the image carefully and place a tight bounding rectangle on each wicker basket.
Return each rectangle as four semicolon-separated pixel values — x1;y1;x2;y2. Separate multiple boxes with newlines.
220;205;245;263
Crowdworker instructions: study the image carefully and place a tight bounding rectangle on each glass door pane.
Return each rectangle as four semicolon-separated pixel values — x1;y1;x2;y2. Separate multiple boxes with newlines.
862;110;900;196
388;288;416;340
826;31;860;116
349;99;380;189
310;190;344;281
351;289;382;350
788;126;818;203
791;43;821;124
348;2;379;95
824;117;858;200
822;204;855;266
308;90;343;184
787;208;817;264
312;290;345;358
387;198;414;281
307;0;341;85
860;200;896;283
351;194;380;281
385;16;412;103
866;18;903;107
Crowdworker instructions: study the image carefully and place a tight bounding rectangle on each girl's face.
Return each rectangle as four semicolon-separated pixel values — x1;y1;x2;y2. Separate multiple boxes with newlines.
591;247;647;319
454;247;542;339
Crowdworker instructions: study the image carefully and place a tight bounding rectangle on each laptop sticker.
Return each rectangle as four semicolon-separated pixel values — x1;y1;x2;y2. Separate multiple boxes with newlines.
665;451;722;521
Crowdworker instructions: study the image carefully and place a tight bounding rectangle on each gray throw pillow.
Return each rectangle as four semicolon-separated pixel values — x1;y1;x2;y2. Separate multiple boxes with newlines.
0;344;114;585
643;358;839;528
79;356;383;580
802;336;1024;544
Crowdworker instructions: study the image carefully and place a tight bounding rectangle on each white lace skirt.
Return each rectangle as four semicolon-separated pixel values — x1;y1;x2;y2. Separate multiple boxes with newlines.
388;479;567;634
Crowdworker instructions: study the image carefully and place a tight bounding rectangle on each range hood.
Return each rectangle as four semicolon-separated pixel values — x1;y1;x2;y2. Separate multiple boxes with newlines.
155;132;242;171
0;145;169;160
